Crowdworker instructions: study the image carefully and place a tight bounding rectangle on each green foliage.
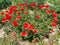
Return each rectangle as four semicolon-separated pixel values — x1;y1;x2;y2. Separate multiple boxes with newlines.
0;0;3;3
22;0;44;4
0;0;12;10
11;0;44;5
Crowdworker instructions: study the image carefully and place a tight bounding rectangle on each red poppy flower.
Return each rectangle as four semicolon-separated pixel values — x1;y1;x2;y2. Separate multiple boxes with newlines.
46;10;51;14
29;24;34;30
8;9;14;15
30;2;36;8
18;4;25;6
21;32;27;37
16;11;21;14
39;5;44;9
6;14;12;21
0;12;5;15
50;30;54;33
10;6;18;12
10;6;13;8
53;17;59;22
36;15;40;19
12;21;19;26
6;10;9;14
23;22;30;30
44;43;47;45
12;32;16;37
26;5;28;9
50;43;53;45
20;7;24;11
16;16;22;20
45;5;50;9
24;11;29;15
52;13;58;17
2;18;7;23
51;10;55;13
34;29;38;34
51;22;57;26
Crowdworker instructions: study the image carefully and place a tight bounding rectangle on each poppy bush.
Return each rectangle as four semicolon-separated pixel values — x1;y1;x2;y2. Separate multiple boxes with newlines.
0;2;59;42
